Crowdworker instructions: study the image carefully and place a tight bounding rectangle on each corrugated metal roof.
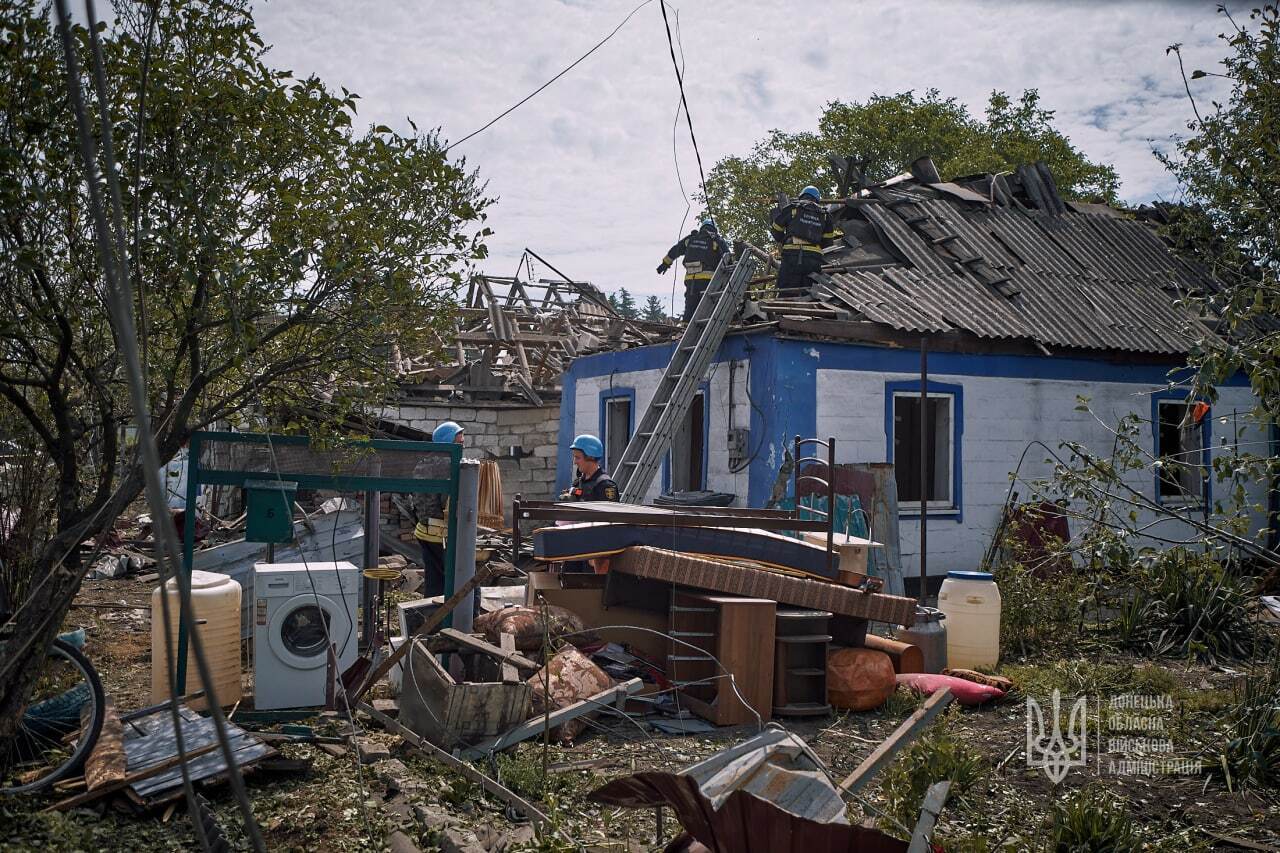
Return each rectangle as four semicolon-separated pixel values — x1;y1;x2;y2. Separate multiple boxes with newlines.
793;176;1218;355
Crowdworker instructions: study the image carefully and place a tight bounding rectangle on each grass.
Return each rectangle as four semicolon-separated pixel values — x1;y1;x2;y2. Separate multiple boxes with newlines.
1112;551;1259;662
1049;785;1141;852
1213;651;1280;792
876;707;986;835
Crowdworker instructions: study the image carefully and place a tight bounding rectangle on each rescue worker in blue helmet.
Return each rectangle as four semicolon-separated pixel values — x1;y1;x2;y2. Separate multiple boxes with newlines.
770;186;837;291
560;434;618;573
412;421;464;596
563;434;619;502
657;217;727;323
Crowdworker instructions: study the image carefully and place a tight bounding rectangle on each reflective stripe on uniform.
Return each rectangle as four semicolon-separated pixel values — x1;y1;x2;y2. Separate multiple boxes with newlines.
782;243;824;254
685;272;714;281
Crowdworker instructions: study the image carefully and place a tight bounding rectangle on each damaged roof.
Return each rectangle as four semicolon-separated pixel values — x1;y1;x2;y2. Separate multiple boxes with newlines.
751;161;1223;355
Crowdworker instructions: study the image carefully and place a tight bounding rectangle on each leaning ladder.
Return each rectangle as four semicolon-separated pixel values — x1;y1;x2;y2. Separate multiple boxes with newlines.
614;253;758;503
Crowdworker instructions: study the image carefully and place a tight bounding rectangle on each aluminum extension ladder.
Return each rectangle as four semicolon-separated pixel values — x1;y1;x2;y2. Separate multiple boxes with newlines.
614;252;758;503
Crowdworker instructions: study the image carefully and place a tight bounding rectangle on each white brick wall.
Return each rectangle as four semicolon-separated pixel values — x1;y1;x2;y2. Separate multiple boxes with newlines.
379;401;563;522
815;369;1267;576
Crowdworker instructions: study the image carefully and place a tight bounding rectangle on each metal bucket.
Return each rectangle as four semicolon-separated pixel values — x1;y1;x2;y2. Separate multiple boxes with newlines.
897;606;947;674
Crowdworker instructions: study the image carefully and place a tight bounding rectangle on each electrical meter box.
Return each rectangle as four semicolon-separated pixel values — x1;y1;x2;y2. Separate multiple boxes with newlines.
243;479;298;543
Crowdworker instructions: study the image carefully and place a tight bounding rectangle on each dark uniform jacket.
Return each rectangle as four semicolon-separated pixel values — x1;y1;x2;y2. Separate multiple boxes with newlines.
569;468;619;502
770;200;838;254
663;228;726;280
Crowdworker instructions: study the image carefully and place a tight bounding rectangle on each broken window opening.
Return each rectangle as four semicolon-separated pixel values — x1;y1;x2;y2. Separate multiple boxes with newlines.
670;391;706;492
893;392;955;510
603;395;633;473
1156;400;1207;504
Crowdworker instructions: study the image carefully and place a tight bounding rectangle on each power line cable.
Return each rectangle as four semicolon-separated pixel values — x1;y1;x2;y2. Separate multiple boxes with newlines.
658;0;713;220
445;0;655;153
666;4;690;319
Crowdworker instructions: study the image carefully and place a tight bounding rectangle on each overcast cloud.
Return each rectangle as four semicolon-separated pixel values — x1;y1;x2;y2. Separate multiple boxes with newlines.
253;0;1239;314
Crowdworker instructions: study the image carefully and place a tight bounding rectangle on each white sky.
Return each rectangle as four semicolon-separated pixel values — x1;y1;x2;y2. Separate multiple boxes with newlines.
253;0;1239;315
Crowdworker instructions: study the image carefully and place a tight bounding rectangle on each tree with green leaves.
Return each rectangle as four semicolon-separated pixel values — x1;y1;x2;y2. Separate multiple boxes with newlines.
641;294;668;323
704;89;1120;244
0;0;491;746
613;288;639;319
1162;5;1279;421
1001;7;1280;636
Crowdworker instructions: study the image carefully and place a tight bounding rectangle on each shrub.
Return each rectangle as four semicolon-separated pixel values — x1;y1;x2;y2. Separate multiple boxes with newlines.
1115;550;1257;661
1213;651;1280;792
994;561;1089;658
1049;785;1141;852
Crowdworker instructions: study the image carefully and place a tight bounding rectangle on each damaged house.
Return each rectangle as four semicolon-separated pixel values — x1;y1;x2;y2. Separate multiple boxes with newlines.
556;160;1269;582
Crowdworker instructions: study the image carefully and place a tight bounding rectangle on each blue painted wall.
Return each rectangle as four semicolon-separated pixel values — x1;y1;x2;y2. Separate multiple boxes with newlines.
558;333;1248;506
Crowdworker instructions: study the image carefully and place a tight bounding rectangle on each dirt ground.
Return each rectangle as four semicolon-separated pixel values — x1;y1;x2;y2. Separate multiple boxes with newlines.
2;575;1278;852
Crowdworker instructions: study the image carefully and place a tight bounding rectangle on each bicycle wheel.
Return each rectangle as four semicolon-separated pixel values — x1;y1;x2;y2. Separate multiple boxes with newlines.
1;637;106;794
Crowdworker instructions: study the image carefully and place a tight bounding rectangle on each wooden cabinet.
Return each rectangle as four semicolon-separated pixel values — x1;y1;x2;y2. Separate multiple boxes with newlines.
772;608;833;717
668;591;775;725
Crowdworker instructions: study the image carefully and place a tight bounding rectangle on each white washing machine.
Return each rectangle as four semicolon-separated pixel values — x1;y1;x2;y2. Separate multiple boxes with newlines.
253;561;361;710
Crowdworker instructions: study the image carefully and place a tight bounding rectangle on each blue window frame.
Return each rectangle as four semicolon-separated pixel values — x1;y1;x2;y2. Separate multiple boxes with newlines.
1151;389;1211;507
598;387;635;474
884;380;963;520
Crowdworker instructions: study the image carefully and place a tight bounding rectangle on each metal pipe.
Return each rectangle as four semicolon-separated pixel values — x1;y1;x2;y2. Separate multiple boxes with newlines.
362;490;380;649
827;436;835;577
919;337;929;604
451;460;481;634
793;435;802;521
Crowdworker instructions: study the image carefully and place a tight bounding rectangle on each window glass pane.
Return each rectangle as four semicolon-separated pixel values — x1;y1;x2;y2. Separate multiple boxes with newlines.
894;393;953;505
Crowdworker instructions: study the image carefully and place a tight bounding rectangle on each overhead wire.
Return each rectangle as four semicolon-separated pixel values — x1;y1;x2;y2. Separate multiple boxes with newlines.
658;0;713;221
445;0;655;153
665;3;690;319
53;2;264;848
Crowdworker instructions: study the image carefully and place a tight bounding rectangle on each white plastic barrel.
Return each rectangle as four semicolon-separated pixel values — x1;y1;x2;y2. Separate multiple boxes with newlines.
937;570;1001;669
151;570;243;710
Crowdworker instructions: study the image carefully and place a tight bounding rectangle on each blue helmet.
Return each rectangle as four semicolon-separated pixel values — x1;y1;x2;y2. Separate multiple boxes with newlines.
701;217;716;231
799;185;821;201
569;434;604;460
432;421;464;443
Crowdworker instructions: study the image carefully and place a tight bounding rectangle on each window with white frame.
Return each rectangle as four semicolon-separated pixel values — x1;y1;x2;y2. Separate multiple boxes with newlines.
892;391;955;510
1155;399;1207;503
603;395;632;472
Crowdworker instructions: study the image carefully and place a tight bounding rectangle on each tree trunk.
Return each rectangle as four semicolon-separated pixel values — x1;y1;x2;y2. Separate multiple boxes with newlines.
0;559;83;744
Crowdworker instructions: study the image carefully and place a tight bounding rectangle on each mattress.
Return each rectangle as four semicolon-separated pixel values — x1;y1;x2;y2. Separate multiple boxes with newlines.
533;521;838;581
610;546;917;626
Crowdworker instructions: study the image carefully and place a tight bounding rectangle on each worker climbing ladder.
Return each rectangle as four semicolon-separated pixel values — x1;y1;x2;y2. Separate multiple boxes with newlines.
614;252;759;503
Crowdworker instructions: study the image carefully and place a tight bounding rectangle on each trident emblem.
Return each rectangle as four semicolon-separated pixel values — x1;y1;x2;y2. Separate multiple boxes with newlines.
1026;689;1088;783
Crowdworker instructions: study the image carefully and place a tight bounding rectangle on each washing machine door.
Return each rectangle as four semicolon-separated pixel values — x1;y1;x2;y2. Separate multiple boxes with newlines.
267;593;353;671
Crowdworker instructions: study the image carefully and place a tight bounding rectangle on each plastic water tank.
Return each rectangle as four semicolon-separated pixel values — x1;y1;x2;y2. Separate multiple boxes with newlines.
151;570;242;710
937;571;1001;670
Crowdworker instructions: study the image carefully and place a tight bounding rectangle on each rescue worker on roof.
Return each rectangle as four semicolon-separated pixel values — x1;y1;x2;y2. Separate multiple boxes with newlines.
412;421;464;597
771;186;837;291
657;218;727;323
560;434;618;573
